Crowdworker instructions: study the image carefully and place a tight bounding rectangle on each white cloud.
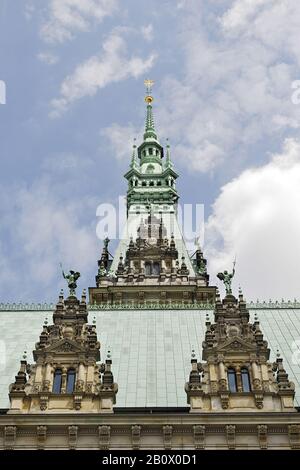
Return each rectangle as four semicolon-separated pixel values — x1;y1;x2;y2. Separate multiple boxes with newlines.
37;52;59;65
1;178;98;300
50;33;156;117
152;0;300;173
101;123;139;161
40;0;118;43
141;24;154;42
220;0;274;31
205;138;300;300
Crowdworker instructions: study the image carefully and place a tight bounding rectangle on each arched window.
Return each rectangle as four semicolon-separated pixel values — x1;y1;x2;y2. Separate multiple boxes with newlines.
241;367;251;392
145;262;152;275
146;164;155;174
66;369;76;393
142;181;146;187
227;368;237;392
149;181;154;186
52;369;62;394
152;262;160;275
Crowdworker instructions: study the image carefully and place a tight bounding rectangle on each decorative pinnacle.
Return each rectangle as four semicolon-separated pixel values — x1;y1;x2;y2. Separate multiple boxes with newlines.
44;317;48;326
130;138;138;169
191;348;196;359
107;349;111;360
165;138;173;168
23;351;27;361
276;347;281;359
144;79;154;103
143;79;157;141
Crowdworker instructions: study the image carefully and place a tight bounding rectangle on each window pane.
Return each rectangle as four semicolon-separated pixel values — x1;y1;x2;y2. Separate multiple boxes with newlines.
241;368;251;392
145;262;151;275
52;369;62;394
227;368;237;392
66;369;76;393
152;262;160;275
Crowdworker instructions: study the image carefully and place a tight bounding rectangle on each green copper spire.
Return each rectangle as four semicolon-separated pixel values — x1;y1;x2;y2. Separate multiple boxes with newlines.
143;79;158;141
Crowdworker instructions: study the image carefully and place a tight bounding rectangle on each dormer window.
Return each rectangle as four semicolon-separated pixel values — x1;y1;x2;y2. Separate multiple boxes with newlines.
52;369;62;394
145;261;161;275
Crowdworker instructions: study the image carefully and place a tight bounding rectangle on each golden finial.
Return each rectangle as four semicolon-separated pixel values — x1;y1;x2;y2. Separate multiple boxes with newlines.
144;79;154;104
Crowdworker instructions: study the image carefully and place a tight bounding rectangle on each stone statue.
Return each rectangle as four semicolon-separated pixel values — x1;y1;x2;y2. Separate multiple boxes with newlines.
98;261;107;277
60;264;80;296
197;259;207;276
103;237;110;251
217;261;236;295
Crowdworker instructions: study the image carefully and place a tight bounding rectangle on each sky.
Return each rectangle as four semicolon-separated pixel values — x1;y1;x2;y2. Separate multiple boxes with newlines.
1;0;300;302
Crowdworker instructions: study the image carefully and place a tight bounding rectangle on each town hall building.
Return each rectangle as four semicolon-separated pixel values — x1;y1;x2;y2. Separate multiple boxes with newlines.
0;84;300;450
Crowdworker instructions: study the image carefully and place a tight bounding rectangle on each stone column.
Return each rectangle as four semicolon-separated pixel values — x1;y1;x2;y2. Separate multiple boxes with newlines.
76;363;85;392
44;363;52;391
251;361;261;389
218;361;227;391
86;364;94;393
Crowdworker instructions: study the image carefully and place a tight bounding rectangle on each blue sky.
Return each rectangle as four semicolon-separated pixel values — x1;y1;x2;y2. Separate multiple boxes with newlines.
1;0;300;301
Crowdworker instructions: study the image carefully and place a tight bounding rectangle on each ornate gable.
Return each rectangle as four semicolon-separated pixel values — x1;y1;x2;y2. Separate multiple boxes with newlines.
186;289;295;413
9;288;117;414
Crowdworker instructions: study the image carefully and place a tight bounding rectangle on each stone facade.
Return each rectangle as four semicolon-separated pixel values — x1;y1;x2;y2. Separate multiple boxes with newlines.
8;290;117;415
185;290;296;413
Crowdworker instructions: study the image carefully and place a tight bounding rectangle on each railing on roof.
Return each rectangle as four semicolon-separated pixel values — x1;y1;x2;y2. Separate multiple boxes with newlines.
0;299;300;311
0;301;214;311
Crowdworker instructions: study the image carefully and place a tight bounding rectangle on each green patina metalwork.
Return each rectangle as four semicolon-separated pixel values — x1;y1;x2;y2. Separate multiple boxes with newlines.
1;300;300;311
217;262;236;295
124;85;179;210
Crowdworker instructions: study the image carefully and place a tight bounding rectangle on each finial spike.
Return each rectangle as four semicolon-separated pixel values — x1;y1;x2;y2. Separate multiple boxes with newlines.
276;347;280;359
143;79;157;141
